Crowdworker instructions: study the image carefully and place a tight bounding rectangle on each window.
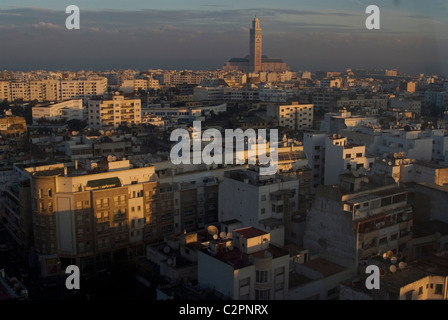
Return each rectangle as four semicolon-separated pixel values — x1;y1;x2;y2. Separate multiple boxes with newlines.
256;270;269;283
48;189;53;197
356;153;363;158
345;154;351;159
255;289;270;300
261;194;267;201
435;284;443;295
405;291;413;300
418;287;423;295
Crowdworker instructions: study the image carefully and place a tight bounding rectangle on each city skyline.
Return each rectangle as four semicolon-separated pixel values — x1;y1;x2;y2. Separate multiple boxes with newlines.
0;1;447;75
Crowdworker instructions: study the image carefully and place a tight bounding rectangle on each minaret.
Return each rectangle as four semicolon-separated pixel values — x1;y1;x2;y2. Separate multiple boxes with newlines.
249;16;262;73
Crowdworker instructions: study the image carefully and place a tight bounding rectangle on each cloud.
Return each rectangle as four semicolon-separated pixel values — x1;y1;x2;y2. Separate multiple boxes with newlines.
0;7;446;74
32;21;62;30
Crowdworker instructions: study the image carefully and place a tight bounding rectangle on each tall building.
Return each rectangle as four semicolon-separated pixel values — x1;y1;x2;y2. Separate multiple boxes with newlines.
23;159;159;276
223;18;288;73
304;174;413;270
250;17;262;73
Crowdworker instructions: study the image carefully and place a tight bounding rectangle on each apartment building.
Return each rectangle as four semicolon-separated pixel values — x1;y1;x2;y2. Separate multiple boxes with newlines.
197;227;290;300
303;132;327;191
320;109;378;134
218;168;299;247
304;174;413;269
88;94;141;129
266;102;314;130
60;78;107;102
23;159;159;275
32;99;85;125
324;134;374;186
0;78;107;102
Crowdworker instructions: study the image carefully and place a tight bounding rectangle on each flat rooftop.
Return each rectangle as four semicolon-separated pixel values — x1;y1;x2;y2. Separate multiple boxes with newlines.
234;227;268;239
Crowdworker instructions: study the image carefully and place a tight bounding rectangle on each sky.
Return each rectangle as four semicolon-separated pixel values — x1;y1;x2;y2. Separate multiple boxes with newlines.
0;0;447;75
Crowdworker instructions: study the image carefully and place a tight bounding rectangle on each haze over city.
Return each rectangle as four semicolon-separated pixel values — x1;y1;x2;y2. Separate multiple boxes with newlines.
0;0;447;74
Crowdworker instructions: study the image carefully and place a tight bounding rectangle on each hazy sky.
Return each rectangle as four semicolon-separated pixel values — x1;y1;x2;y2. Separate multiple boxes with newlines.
0;0;447;74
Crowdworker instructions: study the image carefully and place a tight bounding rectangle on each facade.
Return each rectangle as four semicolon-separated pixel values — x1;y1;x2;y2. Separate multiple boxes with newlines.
303;132;327;191
267;102;314;130
218;168;299;247
0;78;107;102
197;227;289;300
24;160;159;275
320;109;378;134
88;94;142;129
304;175;413;269
324;134;374;186
32;100;84;125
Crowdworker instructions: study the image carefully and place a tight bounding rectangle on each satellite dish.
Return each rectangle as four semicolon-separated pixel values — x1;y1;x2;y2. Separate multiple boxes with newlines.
207;225;219;236
163;246;170;254
219;232;227;240
213;234;218;240
383;253;388;260
390;265;397;273
391;257;397;264
399;262;406;270
387;250;394;259
226;232;233;239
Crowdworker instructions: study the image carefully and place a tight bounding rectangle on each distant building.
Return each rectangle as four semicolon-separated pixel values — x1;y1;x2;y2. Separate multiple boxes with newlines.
223;18;288;73
0;113;27;137
88;94;141;129
324;134;374;186
32;99;84;125
266;102;314;130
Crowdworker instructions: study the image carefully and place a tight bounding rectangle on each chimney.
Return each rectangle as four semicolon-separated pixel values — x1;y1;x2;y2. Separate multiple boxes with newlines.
75;160;78;170
64;166;68;176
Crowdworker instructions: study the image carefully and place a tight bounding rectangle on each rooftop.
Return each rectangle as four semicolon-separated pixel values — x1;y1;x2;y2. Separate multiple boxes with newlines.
234;227;267;239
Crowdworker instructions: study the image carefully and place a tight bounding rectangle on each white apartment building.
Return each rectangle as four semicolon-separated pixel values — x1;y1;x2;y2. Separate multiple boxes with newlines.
0;78;107;102
88;94;141;129
145;103;227;123
368;129;433;162
29;79;60;102
218;168;299;247
32;99;85;125
193;86;226;101
324;134;374;186
266;102;314;130
320;109;378;134
60;78;108;102
197;227;290;300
